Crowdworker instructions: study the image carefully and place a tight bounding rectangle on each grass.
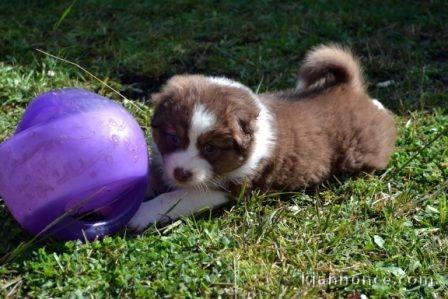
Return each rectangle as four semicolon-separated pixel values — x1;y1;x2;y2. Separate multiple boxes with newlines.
0;0;447;297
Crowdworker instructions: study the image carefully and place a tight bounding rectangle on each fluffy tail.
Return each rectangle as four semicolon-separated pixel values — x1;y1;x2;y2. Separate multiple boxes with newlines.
295;44;365;95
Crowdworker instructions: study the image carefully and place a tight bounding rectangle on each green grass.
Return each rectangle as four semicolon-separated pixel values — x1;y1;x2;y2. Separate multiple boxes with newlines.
0;0;447;297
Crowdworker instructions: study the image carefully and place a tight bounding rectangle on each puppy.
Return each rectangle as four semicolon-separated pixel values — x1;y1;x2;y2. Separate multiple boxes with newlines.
128;45;396;231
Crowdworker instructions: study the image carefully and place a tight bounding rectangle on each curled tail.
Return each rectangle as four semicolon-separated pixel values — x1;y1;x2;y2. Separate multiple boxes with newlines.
295;44;365;95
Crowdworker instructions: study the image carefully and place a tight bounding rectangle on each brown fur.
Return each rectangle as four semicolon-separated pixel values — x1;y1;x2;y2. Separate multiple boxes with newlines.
149;45;397;196
252;87;396;191
151;75;259;177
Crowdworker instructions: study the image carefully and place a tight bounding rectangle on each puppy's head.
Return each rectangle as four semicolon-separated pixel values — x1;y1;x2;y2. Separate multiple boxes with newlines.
150;75;260;189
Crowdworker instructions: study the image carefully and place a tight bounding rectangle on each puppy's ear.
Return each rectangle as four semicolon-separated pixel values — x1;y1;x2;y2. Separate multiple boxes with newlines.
238;104;259;135
238;113;255;136
233;107;259;153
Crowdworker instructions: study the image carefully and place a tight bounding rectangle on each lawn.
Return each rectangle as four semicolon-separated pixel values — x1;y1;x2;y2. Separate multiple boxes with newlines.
0;0;447;297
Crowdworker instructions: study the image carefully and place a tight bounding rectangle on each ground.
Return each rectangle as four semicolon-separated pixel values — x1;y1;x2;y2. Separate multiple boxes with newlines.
0;0;447;298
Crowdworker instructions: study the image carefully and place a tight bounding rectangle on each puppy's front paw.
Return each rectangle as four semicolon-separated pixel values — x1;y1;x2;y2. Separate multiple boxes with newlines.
127;212;150;233
127;202;158;232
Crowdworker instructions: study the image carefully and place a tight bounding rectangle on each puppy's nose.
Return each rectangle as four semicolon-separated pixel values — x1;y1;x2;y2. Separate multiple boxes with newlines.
173;167;192;183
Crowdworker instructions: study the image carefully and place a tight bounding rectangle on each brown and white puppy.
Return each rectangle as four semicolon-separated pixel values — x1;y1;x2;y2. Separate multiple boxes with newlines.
128;45;396;231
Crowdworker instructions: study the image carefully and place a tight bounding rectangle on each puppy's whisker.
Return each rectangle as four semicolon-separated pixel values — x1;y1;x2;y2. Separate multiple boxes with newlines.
203;182;209;192
194;182;203;193
211;179;224;189
208;177;228;192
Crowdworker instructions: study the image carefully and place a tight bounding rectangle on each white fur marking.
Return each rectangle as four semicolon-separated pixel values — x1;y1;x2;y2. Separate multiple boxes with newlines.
164;104;215;187
208;76;249;90
191;104;215;135
295;80;306;93
372;99;385;110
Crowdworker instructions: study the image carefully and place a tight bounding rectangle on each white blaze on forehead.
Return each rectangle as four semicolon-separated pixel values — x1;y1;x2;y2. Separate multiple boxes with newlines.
190;104;216;139
164;104;216;187
372;99;385;110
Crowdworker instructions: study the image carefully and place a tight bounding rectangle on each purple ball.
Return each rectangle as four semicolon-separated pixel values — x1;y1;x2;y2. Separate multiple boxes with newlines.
0;88;148;240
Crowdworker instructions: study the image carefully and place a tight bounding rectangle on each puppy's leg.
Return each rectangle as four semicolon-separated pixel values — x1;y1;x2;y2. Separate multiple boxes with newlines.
128;190;229;232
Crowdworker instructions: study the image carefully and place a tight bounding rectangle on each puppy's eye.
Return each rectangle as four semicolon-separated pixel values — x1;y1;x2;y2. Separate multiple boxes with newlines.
203;143;217;155
166;133;180;147
224;137;235;148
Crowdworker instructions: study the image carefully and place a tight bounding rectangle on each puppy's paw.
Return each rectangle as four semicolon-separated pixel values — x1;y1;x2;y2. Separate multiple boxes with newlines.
127;213;150;233
127;202;158;232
